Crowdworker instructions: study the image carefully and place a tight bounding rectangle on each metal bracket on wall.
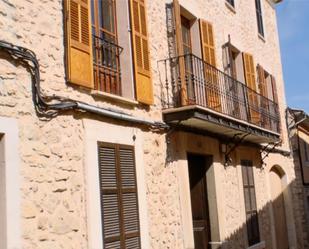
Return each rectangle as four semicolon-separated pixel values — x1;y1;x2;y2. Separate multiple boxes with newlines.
260;140;282;166
165;120;182;163
224;133;250;166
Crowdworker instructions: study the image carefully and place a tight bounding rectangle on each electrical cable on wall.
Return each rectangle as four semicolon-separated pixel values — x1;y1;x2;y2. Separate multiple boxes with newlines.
0;40;169;130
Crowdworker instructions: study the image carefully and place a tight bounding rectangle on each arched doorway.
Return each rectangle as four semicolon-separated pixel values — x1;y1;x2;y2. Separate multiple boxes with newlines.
269;166;289;249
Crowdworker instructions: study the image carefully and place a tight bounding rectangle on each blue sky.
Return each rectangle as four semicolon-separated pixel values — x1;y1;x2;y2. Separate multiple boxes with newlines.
276;0;309;112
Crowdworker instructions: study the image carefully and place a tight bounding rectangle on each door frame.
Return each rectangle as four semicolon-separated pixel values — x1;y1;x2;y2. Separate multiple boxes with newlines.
266;164;296;249
187;152;213;249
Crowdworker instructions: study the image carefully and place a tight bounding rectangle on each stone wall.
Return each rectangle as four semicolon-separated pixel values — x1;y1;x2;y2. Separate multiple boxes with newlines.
0;0;307;249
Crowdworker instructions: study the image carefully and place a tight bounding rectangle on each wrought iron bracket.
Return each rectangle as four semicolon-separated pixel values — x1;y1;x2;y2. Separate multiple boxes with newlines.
260;140;282;166
165;120;182;163
224;133;250;166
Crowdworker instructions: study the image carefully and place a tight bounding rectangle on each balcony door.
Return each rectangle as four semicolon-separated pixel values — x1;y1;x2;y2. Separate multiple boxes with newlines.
91;0;121;95
188;153;211;249
181;16;195;103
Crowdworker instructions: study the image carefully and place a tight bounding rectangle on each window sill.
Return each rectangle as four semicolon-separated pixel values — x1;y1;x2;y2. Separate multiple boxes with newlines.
225;1;236;14
91;90;139;106
258;33;266;43
247;241;266;249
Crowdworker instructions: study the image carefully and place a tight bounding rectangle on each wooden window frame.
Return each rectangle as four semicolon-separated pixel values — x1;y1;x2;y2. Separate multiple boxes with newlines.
255;0;264;37
181;16;192;55
241;160;261;246
97;142;141;249
91;0;122;95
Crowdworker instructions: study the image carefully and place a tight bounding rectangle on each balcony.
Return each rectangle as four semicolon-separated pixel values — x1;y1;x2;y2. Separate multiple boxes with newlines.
159;54;280;144
93;35;123;95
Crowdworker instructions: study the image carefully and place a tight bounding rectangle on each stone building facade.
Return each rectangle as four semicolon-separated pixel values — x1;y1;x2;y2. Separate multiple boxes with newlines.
0;0;308;249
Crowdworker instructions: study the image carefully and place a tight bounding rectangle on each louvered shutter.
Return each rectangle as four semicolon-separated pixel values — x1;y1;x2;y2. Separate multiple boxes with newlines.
243;53;260;124
119;147;141;249
199;19;221;111
271;76;278;104
172;0;187;105
241;160;260;246
130;0;153;105
65;0;93;88
98;143;141;249
200;20;216;67
257;65;270;129
270;75;280;133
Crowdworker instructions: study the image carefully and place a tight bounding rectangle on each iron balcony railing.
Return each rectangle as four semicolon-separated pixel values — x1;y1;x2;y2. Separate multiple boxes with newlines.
159;53;280;133
93;35;123;95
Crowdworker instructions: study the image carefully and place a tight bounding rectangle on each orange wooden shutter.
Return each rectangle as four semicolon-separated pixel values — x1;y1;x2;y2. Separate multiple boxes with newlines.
257;65;267;98
173;0;187;105
257;65;270;129
243;53;260;124
199;20;216;67
271;76;278;104
199;19;221;111
130;0;153;105
65;0;93;88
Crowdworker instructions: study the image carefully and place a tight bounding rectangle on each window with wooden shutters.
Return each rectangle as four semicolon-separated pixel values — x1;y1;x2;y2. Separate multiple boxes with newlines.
255;0;264;37
199;19;221;112
243;53;260;125
98;143;141;249
130;0;153;105
241;160;260;246
65;0;93;88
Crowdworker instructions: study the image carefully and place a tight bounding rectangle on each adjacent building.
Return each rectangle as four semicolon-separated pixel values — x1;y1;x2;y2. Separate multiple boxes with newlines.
0;0;308;248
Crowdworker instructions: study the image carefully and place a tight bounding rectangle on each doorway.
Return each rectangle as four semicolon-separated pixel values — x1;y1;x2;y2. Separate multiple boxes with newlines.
270;167;289;249
188;153;212;249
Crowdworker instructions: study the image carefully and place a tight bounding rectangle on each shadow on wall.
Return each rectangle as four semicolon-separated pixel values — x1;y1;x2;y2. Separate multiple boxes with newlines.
164;132;307;249
222;166;307;249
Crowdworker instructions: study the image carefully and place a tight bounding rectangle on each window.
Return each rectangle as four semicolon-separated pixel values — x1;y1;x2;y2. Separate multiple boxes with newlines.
98;142;141;249
226;0;235;8
91;0;122;95
241;160;260;246
65;0;153;105
255;0;264;37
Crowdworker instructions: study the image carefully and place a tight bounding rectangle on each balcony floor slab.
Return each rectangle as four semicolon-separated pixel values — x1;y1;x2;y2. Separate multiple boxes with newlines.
163;105;280;144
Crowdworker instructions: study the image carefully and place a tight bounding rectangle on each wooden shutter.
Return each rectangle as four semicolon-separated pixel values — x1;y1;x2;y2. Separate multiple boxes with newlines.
257;65;267;98
173;0;187;105
130;0;153;105
271;75;280;133
241;160;260;246
243;53;260;124
271;76;278;104
98;143;141;249
199;20;216;67
257;65;270;129
65;0;93;88
199;19;221;111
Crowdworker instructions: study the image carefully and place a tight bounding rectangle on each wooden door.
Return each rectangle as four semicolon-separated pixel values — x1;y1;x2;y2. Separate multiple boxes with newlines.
188;154;211;249
270;168;289;249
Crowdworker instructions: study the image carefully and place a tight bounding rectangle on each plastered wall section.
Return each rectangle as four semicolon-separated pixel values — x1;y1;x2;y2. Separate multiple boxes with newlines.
0;0;301;249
